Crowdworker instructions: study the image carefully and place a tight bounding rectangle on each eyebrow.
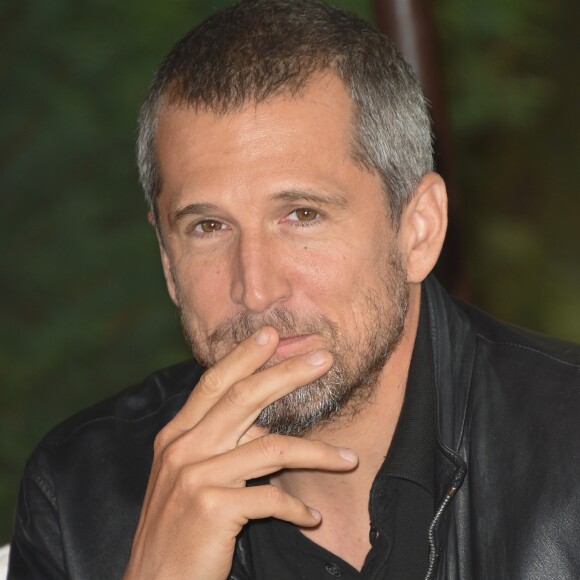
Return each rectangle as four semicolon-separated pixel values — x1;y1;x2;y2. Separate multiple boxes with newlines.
168;188;349;228
270;189;349;209
169;202;219;228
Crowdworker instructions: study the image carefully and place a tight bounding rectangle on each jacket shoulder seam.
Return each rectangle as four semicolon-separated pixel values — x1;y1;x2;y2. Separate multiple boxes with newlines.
476;334;580;370
42;390;190;448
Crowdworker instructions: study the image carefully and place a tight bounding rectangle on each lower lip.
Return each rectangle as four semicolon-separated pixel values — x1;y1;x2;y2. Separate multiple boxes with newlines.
274;335;316;358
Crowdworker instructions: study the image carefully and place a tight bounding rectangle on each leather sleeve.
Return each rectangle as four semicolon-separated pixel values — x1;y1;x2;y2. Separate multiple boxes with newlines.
229;560;253;580
229;526;254;580
8;450;66;579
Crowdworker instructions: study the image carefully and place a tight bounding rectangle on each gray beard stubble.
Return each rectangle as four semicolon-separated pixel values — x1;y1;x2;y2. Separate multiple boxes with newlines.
178;252;409;437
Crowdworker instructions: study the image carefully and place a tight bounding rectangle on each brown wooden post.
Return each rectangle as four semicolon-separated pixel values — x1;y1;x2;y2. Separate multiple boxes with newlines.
372;0;469;298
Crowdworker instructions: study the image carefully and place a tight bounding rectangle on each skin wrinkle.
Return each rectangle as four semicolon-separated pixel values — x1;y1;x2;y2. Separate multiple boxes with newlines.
175;250;409;437
169;188;350;231
155;74;418;440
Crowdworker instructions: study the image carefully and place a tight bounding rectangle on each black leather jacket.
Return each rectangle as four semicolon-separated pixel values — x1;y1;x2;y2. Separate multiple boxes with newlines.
8;278;580;579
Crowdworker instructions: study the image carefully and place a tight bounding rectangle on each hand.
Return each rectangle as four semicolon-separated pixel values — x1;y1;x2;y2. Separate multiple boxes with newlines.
123;326;358;580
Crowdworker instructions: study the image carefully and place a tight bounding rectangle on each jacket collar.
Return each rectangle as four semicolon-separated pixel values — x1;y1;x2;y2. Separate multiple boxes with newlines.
424;276;475;459
422;276;471;568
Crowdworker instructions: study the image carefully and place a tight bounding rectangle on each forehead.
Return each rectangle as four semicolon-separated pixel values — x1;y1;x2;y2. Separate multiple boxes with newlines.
157;74;352;163
154;72;385;219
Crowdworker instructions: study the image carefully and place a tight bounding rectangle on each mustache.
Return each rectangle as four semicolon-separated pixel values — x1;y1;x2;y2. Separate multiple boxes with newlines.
207;307;338;351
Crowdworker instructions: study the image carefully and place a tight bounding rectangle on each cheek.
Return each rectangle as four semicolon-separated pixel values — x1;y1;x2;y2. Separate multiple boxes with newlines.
173;255;232;331
291;246;368;307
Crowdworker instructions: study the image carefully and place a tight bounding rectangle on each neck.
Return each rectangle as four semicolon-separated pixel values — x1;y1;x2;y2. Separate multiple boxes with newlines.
270;284;422;569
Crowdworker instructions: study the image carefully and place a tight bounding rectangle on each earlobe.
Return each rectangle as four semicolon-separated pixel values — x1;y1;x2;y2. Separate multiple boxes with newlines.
399;172;448;283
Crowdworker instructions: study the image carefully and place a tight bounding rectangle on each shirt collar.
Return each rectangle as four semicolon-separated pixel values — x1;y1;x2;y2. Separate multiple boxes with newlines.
378;290;436;494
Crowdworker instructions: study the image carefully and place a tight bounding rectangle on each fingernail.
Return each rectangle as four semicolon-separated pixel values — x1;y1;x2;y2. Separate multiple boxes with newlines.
255;328;270;346
307;350;328;366
309;507;321;521
338;448;357;463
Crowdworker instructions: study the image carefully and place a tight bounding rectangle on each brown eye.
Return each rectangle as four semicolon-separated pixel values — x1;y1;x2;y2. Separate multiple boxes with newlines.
197;219;223;233
293;208;319;221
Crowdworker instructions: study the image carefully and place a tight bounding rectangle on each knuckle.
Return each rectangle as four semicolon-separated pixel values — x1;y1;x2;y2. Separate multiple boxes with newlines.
197;365;226;398
278;356;306;379
235;337;254;359
263;484;285;506
259;434;286;459
224;380;250;410
175;465;202;493
194;486;223;517
160;440;185;471
153;429;171;456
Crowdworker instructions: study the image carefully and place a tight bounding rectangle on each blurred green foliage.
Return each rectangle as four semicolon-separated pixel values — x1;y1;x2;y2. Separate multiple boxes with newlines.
437;0;580;338
1;0;579;543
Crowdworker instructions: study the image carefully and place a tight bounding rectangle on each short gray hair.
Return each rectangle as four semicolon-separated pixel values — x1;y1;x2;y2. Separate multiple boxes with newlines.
137;0;433;224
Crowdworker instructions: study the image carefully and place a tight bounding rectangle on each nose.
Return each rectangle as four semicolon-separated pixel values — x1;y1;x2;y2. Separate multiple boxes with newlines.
229;231;292;312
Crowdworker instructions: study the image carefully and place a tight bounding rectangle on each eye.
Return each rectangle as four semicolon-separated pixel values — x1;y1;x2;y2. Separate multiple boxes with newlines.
288;208;320;222
194;219;225;234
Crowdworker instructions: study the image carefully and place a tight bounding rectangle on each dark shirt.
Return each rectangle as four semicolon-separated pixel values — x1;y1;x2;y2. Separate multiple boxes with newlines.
243;298;436;579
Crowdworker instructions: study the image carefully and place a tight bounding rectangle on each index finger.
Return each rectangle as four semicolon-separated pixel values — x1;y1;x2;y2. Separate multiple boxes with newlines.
170;326;279;432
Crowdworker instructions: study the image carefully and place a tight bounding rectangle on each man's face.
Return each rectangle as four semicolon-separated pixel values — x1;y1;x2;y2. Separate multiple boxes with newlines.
155;73;409;435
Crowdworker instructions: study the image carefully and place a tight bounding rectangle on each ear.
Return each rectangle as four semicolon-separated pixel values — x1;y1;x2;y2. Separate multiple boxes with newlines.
398;172;448;284
149;211;179;307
